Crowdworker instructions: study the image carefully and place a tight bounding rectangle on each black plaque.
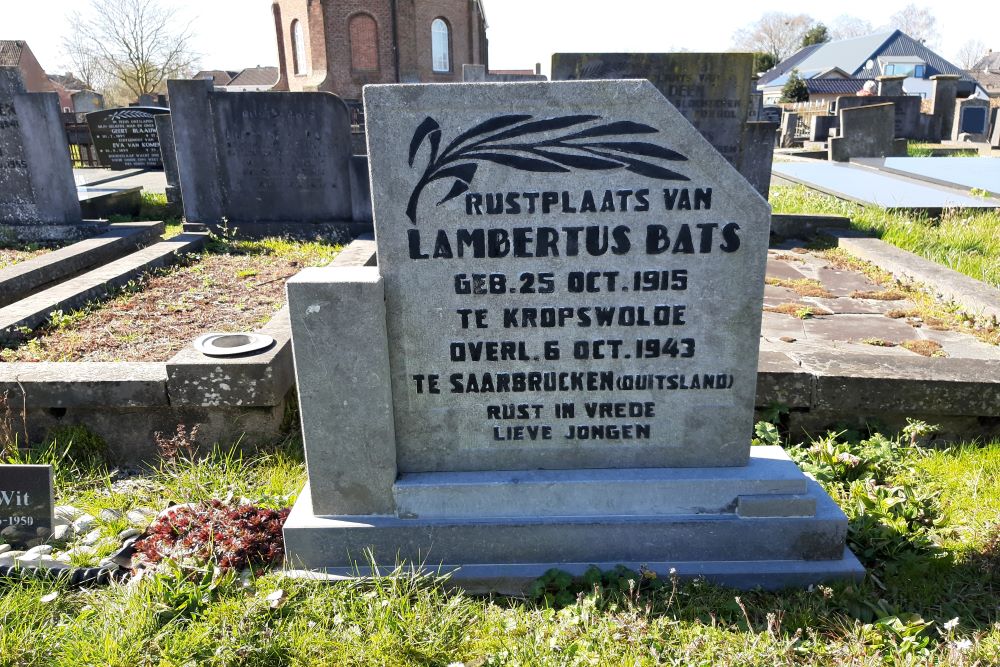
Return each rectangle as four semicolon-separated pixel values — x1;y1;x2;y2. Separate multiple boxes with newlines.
960;107;987;135
86;106;169;170
0;464;54;548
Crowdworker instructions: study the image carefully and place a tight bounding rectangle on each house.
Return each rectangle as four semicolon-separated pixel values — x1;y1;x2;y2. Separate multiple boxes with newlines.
0;40;55;94
759;30;984;104
270;0;488;102
193;70;240;87
968;51;1000;101
219;66;280;92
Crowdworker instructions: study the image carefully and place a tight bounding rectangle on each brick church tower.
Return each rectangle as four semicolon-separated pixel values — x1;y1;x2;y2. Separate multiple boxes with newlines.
271;0;488;103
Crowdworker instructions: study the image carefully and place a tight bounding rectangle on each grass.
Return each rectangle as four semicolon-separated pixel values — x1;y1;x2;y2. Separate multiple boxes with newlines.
907;144;979;158
770;185;1000;289
0;423;997;664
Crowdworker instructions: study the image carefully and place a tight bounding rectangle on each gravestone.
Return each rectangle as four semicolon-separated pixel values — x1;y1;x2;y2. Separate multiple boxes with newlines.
991;108;1000;148
0;465;53;548
829;103;907;162
86;107;169;170
283;80;863;590
836;95;922;139
930;75;960;141
876;75;906;97
71;91;104;114
167;78;362;237
951;97;991;143
155;114;182;212
551;54;773;197
0;68;93;243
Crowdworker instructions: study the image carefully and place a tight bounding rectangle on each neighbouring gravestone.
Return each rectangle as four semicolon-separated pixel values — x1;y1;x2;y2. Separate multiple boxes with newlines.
0;465;53;549
167;78;362;237
830;103;907;162
282;80;863;590
155;114;182;212
71;91;104;114
86;107;169;170
550;53;774;198
991;108;1000;148
951;97;991;143
930;75;960;141
0;68;93;243
836;95;923;140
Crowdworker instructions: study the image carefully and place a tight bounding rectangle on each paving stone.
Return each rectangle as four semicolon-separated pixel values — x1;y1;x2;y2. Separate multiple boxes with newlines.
814;266;879;296
765;258;811;282
800;313;920;344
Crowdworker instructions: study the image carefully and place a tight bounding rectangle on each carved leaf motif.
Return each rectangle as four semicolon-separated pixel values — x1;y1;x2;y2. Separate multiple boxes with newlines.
405;113;689;224
408;117;441;167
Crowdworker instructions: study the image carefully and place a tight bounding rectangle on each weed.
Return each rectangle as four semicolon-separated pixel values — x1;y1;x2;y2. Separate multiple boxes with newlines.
901;339;946;357
851;289;908;300
764;302;816;318
154;423;201;461
861;337;896;347
765;276;835;298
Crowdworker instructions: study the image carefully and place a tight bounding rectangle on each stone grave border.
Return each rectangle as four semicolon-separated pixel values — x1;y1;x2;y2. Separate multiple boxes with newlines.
1;224;999;462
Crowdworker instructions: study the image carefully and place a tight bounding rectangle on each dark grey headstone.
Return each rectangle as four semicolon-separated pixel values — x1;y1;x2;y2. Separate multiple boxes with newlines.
991;108;1000;148
959;107;987;134
86;107;169;170
0;68;82;231
155;114;179;188
551;54;753;167
951;97;991;143
167;78;354;228
0;464;53;548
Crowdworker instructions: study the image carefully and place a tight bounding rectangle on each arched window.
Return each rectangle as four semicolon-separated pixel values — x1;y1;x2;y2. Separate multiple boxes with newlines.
350;14;379;71
431;18;450;73
291;20;307;75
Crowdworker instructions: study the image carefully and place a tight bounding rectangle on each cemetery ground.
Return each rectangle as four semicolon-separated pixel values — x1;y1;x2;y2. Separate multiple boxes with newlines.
0;193;342;362
0;417;997;664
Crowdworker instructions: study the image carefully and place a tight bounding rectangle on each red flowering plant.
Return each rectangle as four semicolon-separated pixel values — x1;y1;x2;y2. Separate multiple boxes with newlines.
133;499;290;571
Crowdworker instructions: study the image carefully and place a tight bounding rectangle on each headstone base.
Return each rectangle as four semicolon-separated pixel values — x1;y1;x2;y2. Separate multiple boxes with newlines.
283;447;865;592
0;222;109;244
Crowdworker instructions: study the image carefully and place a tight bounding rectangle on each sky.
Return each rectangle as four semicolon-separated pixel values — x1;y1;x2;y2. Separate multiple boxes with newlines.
3;0;998;78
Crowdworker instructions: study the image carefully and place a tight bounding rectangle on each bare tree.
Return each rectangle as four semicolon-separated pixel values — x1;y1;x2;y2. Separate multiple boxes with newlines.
955;39;987;69
60;30;110;92
828;15;874;41
63;0;199;100
732;12;814;63
887;4;938;48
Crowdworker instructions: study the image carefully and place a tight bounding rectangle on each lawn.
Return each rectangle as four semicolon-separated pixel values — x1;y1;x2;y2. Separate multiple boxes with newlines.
0;422;997;665
770;185;1000;289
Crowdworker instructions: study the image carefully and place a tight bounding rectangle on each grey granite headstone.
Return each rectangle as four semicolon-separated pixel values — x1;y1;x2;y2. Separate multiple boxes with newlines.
166;78;356;234
86;107;169;170
372;81;769;472
830;103;907;162
0;68;84;240
71;91;104;114
0;464;53;548
952;97;991;143
876;75;906;97
283;80;862;590
836;95;922;139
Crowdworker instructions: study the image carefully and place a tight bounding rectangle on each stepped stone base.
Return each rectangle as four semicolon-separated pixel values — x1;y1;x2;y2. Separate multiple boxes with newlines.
283;447;865;592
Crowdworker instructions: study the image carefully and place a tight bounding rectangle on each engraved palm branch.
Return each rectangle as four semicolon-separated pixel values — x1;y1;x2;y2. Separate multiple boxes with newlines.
405;114;690;224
